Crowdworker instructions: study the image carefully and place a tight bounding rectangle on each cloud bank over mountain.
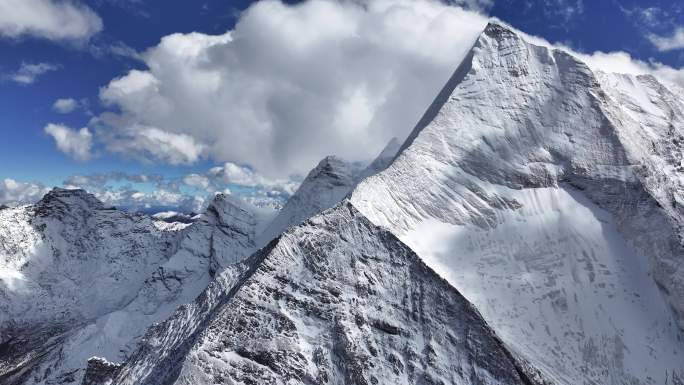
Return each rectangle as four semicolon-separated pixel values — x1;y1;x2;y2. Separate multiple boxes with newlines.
70;0;684;183
92;0;489;178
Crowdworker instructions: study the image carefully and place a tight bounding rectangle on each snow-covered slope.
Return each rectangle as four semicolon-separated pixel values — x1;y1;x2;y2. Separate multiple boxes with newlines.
350;22;684;384
88;202;546;385
0;190;257;385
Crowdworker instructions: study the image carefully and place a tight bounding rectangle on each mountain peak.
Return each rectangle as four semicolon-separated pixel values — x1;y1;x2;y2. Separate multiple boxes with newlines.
257;156;365;245
359;137;402;179
350;14;684;385
203;193;255;228
483;21;518;39
310;155;360;182
35;187;105;216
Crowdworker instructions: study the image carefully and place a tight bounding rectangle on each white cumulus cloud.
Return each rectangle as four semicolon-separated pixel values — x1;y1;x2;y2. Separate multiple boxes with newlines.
0;0;102;42
44;123;93;161
177;163;299;207
98;124;205;165
94;0;488;178
182;173;210;190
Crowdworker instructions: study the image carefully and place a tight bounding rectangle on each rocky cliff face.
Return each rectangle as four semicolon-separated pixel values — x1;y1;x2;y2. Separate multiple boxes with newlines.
91;202;545;385
0;190;257;385
351;22;684;384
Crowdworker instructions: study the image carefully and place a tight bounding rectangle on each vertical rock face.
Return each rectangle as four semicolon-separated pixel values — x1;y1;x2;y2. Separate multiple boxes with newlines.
351;22;684;384
100;202;544;385
0;190;257;385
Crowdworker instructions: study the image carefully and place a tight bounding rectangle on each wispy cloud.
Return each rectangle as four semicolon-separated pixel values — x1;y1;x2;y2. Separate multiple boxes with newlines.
5;62;58;84
648;27;684;52
59;162;300;213
624;6;671;29
62;171;205;213
618;5;684;52
545;0;584;24
88;39;142;61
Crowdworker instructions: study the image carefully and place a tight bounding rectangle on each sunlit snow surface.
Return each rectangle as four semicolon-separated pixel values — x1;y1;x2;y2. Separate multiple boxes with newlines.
403;185;682;384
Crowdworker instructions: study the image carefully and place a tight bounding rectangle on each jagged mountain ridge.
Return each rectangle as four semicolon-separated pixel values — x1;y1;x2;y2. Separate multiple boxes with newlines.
0;138;401;385
0;189;258;385
350;22;684;384
89;202;546;385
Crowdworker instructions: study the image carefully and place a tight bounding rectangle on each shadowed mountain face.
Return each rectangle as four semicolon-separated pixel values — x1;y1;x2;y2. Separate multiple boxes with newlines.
351;22;684;384
89;202;544;385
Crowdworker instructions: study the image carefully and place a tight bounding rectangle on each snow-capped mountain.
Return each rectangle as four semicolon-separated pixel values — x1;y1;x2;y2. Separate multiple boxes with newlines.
4;20;684;385
350;22;684;384
84;202;546;385
0;189;257;385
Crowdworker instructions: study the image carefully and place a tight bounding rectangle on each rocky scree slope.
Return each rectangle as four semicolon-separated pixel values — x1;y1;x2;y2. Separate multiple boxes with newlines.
351;22;684;385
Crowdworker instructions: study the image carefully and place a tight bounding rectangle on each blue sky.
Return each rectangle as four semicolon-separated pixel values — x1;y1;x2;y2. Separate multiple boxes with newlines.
1;0;683;212
0;0;253;183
